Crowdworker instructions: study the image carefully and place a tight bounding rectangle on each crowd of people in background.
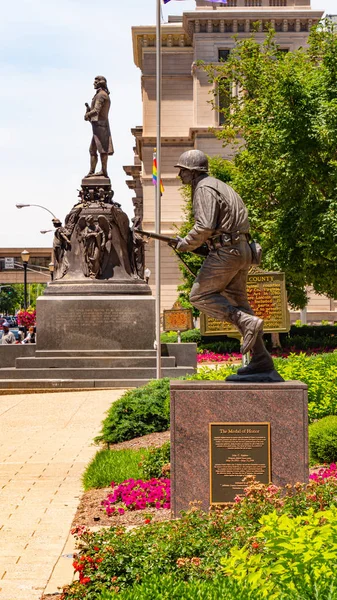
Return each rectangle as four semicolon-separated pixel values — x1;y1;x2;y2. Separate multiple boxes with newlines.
1;322;36;345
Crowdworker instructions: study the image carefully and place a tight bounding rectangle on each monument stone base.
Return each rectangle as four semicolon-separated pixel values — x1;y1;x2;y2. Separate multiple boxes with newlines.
36;294;155;350
170;380;308;516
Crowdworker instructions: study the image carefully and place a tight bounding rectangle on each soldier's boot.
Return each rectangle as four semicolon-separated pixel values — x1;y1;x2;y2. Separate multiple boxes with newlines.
237;332;274;375
229;309;263;355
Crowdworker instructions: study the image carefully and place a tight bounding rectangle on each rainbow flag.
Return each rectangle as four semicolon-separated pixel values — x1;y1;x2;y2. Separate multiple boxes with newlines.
153;150;164;195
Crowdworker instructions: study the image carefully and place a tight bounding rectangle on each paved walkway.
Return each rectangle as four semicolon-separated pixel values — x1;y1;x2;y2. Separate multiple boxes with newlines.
0;389;125;600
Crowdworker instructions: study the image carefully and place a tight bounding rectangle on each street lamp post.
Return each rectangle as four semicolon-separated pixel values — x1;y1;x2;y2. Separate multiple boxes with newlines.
21;250;30;310
49;262;55;281
16;204;58;219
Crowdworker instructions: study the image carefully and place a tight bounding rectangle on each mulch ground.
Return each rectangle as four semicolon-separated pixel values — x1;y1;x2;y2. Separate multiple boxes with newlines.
72;430;171;528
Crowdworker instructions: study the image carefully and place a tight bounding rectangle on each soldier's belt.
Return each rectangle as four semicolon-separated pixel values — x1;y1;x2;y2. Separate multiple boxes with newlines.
207;232;249;250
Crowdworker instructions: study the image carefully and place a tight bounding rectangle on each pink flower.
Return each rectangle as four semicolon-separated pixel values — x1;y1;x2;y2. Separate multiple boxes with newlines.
103;478;171;515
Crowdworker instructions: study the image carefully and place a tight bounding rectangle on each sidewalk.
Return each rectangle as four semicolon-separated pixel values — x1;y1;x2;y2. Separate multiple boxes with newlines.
0;389;125;600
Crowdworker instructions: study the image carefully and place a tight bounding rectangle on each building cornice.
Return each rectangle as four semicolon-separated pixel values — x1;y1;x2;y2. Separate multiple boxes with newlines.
132;7;323;69
132;25;192;69
0;248;51;256
183;9;323;37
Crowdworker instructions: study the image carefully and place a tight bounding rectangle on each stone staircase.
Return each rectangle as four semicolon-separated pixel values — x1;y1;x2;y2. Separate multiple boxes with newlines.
0;345;196;391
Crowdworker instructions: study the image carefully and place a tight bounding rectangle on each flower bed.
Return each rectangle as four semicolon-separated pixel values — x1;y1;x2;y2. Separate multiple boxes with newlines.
60;471;337;599
197;347;336;363
310;463;337;482
102;477;170;515
197;350;242;363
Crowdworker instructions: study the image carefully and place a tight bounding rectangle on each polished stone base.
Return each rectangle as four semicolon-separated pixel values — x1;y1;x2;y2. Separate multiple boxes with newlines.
170;380;308;515
36;295;155;351
44;278;151;296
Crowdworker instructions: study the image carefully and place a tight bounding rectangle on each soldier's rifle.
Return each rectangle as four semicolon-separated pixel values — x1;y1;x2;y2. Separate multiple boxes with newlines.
134;229;198;277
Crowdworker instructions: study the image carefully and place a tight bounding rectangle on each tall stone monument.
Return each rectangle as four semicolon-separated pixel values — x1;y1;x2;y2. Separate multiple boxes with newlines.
37;76;153;351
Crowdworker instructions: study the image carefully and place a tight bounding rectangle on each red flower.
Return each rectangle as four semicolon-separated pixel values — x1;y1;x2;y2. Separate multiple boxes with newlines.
251;541;259;549
79;576;91;584
144;518;151;524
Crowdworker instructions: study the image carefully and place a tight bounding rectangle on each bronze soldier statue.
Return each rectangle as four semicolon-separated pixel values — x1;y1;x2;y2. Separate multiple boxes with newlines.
172;150;274;376
84;76;114;178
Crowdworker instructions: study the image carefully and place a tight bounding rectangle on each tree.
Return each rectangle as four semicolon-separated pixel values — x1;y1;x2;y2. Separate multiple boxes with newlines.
196;22;337;308
27;283;47;309
0;285;23;315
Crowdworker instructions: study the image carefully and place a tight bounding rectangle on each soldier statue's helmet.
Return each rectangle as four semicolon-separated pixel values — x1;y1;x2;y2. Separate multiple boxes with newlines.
175;150;209;173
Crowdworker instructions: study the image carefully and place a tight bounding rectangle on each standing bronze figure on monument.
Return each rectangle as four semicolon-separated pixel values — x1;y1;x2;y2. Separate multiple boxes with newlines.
84;75;114;178
170;150;280;381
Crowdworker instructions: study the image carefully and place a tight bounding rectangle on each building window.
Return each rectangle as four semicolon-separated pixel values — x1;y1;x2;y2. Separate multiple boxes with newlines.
218;49;230;62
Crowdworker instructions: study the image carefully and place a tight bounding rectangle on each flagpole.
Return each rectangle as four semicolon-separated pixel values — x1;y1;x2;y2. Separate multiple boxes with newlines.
155;0;162;379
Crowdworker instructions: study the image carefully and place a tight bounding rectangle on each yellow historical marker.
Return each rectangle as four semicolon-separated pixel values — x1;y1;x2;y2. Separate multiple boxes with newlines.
201;268;290;336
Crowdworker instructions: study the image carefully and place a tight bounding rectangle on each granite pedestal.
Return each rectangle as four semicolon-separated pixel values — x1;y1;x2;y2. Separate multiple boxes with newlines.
170;380;308;515
36;294;155;351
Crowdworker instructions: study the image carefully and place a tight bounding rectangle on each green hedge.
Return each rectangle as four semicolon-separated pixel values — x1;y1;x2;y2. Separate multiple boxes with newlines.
161;325;337;354
309;416;337;465
96;353;337;445
161;329;201;344
195;353;337;422
94;378;170;445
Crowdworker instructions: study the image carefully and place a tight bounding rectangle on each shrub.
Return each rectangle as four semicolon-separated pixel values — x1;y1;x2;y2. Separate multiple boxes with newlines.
161;329;201;344
62;477;337;599
274;353;337;422
99;574;259;600
309;416;337;464
95;379;170;445
221;508;337;599
96;353;337;446
82;449;148;491
140;442;170;479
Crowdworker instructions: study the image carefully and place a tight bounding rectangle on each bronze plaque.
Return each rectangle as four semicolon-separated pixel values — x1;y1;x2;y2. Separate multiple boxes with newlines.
201;271;289;335
163;308;193;332
209;423;271;504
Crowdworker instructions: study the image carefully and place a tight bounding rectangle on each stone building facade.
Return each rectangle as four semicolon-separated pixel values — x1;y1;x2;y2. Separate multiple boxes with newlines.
124;0;336;323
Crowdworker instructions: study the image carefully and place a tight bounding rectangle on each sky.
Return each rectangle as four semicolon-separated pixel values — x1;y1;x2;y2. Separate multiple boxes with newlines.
0;0;334;248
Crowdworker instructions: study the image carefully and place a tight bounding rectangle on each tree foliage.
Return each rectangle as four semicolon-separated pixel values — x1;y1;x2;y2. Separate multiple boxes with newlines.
0;285;23;315
0;283;46;315
196;22;337;308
